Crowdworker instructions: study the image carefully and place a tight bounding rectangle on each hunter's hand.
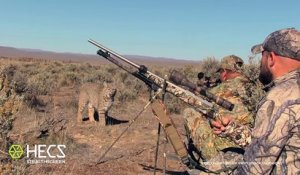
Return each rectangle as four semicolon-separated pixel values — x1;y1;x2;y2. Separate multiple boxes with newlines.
211;116;232;134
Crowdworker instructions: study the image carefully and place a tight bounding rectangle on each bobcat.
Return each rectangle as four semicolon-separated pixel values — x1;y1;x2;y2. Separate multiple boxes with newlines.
77;82;117;125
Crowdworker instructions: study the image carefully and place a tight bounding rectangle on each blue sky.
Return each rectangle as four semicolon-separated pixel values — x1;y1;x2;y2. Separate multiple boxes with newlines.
0;0;299;60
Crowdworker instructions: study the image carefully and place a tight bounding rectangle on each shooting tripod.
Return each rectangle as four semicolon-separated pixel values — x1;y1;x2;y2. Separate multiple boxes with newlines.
96;78;189;175
151;76;171;175
89;39;226;174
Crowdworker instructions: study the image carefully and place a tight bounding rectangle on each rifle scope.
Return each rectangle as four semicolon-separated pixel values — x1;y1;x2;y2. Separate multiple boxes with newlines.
169;70;234;111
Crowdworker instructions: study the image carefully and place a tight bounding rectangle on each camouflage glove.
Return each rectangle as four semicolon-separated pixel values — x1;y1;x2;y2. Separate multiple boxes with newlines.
211;117;252;147
222;121;251;147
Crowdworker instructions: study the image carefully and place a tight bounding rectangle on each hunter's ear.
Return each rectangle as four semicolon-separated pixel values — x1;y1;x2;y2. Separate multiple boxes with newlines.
268;52;276;68
220;70;227;81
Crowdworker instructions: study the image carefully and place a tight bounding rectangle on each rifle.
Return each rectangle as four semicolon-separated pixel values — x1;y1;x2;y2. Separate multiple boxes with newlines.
88;39;233;172
88;39;234;119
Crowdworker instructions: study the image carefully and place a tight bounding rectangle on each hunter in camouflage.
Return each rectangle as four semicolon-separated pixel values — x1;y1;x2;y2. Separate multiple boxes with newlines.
212;28;300;174
184;55;254;173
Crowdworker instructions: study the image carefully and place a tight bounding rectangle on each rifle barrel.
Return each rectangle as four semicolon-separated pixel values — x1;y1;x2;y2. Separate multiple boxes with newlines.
88;39;140;69
88;39;165;83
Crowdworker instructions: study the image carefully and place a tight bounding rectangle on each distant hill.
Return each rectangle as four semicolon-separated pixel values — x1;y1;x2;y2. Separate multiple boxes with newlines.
0;46;199;66
0;46;102;63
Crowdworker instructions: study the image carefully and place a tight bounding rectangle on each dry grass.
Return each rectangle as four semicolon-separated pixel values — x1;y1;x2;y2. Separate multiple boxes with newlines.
0;56;264;114
0;56;264;174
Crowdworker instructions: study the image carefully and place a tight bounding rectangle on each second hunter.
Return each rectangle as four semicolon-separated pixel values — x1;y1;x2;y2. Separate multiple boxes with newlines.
184;55;254;174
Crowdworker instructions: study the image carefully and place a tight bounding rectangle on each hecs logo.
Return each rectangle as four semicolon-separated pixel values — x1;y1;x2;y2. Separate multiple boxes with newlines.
26;145;66;158
9;144;24;160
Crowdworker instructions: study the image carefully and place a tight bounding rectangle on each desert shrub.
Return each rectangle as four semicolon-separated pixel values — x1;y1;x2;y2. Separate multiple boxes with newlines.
82;69;112;83
65;64;77;72
165;94;187;114
243;56;261;82
76;63;96;74
183;65;196;80
118;72;128;83
12;71;28;94
23;93;42;108
117;88;138;102
64;95;78;110
20;63;40;76
105;66;118;74
45;63;63;74
0;115;14;163
242;57;265;113
65;72;81;85
27;73;53;95
1;65;17;82
199;57;220;78
153;70;163;77
53;61;63;67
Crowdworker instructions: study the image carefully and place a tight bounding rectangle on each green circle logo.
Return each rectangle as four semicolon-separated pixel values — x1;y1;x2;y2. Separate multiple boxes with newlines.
8;144;24;160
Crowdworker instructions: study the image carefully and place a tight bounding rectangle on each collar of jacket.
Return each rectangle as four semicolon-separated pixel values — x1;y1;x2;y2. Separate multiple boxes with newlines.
262;68;300;92
274;68;300;86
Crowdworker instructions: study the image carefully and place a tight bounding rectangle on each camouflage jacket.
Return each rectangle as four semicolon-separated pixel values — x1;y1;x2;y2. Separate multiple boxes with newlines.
210;75;254;125
184;75;254;162
233;69;300;175
210;75;255;147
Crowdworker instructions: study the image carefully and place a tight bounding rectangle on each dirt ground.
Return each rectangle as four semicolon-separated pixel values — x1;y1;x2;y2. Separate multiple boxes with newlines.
9;85;189;175
0;57;200;175
0;52;262;175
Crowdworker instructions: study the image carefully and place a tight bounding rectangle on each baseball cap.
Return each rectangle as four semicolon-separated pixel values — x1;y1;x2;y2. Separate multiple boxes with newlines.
217;55;244;72
251;28;300;61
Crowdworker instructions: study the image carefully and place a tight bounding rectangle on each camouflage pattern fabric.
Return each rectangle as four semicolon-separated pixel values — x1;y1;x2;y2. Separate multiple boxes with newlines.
184;75;254;162
218;55;244;72
232;69;300;175
252;28;300;61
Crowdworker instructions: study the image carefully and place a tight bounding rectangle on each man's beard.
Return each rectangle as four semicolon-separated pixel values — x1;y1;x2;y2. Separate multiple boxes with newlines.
259;63;273;85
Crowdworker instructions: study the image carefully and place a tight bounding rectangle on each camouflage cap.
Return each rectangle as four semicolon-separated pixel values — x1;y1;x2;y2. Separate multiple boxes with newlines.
251;28;300;61
218;55;244;72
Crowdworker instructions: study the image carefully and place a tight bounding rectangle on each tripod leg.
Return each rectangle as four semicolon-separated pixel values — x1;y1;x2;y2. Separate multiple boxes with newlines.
163;132;168;175
153;123;161;175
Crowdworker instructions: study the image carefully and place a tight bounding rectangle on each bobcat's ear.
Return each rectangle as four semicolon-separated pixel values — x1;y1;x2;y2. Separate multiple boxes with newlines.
103;81;107;88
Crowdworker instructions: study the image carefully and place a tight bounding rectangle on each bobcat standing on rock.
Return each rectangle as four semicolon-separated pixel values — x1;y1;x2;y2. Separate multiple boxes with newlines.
77;82;117;125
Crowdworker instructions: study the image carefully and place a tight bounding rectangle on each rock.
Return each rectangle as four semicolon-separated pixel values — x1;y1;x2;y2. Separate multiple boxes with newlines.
36;116;68;138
